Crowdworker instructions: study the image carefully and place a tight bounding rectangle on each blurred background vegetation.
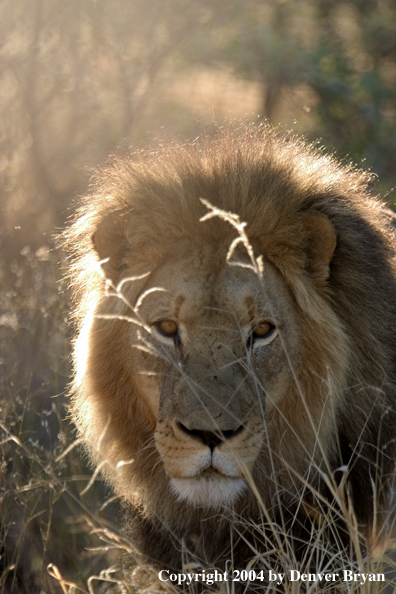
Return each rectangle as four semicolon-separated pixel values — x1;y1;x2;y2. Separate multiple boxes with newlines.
1;0;396;592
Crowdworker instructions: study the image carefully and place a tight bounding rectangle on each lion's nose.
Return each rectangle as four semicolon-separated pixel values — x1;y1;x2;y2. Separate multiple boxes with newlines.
177;422;244;451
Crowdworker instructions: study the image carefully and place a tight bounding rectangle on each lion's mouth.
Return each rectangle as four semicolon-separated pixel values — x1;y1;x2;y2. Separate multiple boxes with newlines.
200;467;222;477
169;472;247;508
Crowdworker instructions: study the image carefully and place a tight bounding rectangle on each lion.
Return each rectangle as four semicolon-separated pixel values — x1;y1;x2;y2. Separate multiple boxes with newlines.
63;125;396;580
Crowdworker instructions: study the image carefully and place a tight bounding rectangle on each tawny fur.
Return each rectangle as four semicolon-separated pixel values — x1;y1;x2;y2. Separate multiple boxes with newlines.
62;125;396;575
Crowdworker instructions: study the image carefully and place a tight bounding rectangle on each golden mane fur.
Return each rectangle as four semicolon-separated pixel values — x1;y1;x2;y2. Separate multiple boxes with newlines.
62;125;396;576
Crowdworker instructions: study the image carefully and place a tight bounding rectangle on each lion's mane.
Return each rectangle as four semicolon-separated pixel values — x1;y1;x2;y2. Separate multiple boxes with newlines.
63;125;396;573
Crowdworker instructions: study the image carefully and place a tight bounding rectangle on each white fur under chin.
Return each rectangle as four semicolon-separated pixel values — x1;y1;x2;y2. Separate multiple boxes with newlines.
170;475;246;508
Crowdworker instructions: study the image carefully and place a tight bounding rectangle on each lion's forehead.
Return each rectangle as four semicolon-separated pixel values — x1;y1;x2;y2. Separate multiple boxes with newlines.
139;250;294;329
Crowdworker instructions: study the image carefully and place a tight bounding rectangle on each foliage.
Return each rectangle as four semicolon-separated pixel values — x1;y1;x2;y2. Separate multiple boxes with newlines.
197;0;396;193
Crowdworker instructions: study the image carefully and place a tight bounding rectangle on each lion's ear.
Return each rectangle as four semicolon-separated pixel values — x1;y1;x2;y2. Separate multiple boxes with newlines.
303;212;337;285
92;210;130;281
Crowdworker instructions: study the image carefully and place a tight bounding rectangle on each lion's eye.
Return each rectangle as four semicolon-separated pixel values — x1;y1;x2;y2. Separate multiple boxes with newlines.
157;320;179;337
248;321;276;347
253;321;273;337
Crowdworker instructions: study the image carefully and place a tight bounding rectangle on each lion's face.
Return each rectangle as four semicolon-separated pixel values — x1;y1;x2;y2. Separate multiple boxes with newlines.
123;238;303;507
76;201;345;517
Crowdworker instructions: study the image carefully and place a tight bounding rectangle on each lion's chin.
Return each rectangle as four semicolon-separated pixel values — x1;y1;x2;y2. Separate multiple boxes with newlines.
170;474;246;508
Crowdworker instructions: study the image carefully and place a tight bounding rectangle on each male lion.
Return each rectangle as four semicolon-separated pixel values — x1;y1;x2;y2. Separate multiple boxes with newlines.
63;126;396;581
